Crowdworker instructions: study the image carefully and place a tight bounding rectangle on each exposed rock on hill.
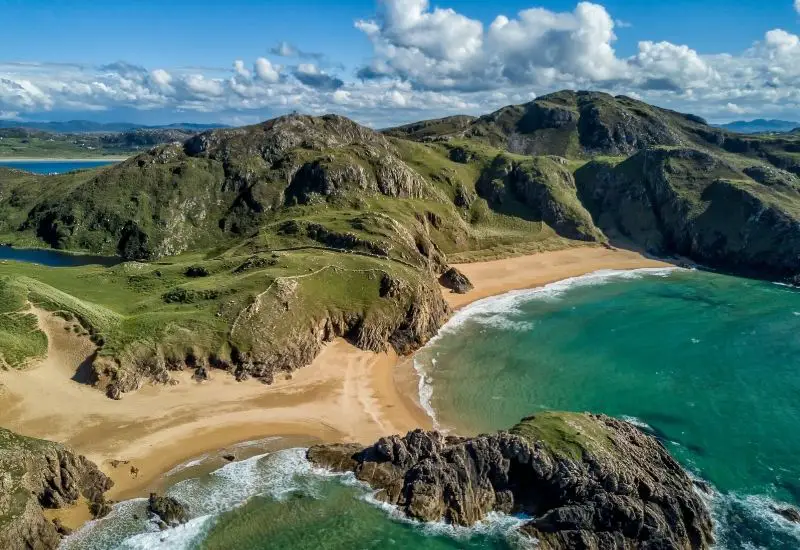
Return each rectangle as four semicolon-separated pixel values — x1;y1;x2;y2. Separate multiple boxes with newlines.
0;428;113;550
477;154;604;242
575;148;800;280
308;412;714;549
390;91;708;157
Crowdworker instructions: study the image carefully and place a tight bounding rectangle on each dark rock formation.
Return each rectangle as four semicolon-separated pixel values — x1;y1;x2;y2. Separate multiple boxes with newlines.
575;148;800;280
439;267;474;294
147;493;189;527
0;428;114;550
772;505;800;524
308;412;714;549
184;265;210;277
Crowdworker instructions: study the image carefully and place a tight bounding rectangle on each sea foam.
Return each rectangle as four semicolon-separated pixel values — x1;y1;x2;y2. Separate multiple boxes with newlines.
412;267;680;427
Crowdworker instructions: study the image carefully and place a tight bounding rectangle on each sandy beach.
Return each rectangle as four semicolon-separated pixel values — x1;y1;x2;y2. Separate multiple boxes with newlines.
442;246;671;309
0;245;671;528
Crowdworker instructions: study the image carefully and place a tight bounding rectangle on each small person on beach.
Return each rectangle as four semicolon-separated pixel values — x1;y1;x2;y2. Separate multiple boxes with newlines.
130;466;139;479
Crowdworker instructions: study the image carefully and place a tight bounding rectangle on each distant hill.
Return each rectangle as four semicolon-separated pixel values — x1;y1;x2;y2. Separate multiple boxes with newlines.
0;127;198;158
0;119;229;133
718;119;800;134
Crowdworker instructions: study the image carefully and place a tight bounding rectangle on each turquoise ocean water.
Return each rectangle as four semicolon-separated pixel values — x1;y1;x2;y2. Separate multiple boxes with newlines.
65;268;800;549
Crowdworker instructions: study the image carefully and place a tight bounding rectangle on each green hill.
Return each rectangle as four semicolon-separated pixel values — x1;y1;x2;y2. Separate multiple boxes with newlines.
2;90;800;398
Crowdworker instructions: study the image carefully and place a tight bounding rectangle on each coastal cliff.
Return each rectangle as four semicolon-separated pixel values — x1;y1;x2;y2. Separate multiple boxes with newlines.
308;412;714;549
0;428;113;550
3;90;800;400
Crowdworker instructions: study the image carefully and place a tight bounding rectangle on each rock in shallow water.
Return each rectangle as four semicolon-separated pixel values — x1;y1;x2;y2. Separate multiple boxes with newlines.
439;266;474;294
147;493;189;527
307;412;714;549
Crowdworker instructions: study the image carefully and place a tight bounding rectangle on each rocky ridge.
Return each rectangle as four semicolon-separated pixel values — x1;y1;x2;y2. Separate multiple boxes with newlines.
0;428;113;550
308;412;714;549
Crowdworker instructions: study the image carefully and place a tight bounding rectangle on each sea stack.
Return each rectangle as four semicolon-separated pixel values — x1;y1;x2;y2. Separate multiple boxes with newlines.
307;412;714;549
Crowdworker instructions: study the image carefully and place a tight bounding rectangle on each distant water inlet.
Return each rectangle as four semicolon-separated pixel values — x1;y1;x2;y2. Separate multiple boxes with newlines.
0;245;120;267
0;159;118;174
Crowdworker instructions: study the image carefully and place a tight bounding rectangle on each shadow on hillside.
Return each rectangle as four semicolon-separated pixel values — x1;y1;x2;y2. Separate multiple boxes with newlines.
72;351;99;385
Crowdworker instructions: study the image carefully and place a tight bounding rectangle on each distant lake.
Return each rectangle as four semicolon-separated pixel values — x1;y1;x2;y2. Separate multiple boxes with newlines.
0;160;118;174
0;246;120;267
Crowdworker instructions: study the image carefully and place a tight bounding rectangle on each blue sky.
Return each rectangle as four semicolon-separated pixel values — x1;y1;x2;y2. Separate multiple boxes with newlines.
2;0;800;125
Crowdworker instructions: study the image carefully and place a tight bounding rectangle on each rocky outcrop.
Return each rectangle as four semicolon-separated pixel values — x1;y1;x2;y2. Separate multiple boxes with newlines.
478;155;604;242
575;148;800;280
229;272;451;384
307;412;714;549
0;428;113;550
772;505;800;524
439;266;474;294
147;493;189;528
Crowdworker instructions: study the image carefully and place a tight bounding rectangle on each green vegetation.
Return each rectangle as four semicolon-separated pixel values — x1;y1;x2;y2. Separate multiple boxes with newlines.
0;127;195;159
510;411;614;461
2;90;800;395
0;277;47;369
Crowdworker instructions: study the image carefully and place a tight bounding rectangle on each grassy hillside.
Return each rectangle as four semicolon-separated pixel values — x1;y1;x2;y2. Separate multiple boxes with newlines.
3;91;800;396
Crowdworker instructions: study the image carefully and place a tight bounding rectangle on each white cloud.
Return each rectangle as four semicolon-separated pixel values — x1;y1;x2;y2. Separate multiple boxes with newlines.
726;102;747;114
233;60;251;79
254;58;280;83
795;0;800;14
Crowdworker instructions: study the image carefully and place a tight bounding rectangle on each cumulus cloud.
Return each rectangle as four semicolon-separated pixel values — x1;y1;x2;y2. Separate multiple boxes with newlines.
5;1;800;125
254;58;280;83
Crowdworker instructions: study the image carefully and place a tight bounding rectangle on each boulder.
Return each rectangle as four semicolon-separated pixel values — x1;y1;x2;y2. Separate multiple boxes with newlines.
439;267;474;294
147;493;189;527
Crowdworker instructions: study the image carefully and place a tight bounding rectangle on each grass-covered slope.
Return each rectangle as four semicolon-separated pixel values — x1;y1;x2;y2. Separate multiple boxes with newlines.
0;243;451;397
3;94;800;397
0;113;591;261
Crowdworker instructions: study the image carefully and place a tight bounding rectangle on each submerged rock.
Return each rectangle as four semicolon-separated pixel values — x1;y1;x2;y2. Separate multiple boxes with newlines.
439;266;474;294
772;505;800;524
307;412;714;549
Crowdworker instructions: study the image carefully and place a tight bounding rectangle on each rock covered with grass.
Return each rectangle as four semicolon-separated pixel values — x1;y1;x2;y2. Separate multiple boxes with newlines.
307;412;714;549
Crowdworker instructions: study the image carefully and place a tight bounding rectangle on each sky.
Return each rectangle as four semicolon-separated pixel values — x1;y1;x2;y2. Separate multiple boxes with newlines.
2;0;800;127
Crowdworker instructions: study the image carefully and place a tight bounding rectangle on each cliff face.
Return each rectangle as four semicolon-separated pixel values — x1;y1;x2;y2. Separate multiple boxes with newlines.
477;154;605;242
0;429;113;550
576;148;800;280
308;412;714;550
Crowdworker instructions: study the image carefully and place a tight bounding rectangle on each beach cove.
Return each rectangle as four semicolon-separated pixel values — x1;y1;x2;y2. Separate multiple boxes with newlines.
4;245;800;549
0;247;667;523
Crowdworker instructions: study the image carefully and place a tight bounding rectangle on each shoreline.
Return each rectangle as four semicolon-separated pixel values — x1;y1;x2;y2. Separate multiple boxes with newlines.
0;245;672;529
